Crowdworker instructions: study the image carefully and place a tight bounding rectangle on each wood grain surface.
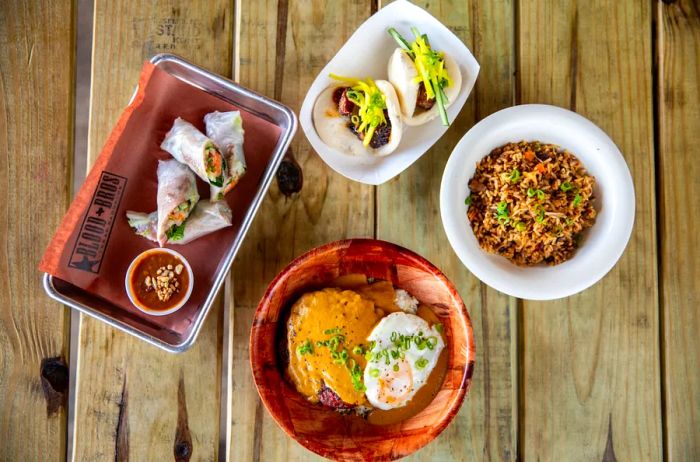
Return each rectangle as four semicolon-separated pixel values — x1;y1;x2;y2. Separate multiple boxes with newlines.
0;1;74;460
658;1;700;460
5;0;700;459
518;1;662;460
230;1;375;460
377;1;518;460
73;2;232;460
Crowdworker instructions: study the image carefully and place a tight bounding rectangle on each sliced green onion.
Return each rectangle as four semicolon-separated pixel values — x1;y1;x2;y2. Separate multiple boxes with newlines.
415;358;429;369
573;194;582;207
536;206;546;223
296;340;314;356
369;368;380;378
465;195;472;206
508;168;521;183
560;181;573;192
496;201;510;224
387;27;412;53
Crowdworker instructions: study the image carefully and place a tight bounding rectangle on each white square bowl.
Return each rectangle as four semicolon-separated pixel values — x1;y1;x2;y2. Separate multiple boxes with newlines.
299;0;480;185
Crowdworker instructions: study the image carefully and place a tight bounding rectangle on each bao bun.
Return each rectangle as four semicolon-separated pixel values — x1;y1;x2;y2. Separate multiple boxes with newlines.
387;48;462;126
313;80;403;157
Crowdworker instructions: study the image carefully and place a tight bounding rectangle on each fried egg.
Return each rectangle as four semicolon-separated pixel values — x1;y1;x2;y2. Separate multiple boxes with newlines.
363;312;444;410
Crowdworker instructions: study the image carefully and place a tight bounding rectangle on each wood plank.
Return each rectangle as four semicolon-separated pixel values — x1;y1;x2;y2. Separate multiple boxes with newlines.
0;1;74;460
73;2;232;460
230;0;375;460
658;1;700;460
377;1;518;460
518;1;662;460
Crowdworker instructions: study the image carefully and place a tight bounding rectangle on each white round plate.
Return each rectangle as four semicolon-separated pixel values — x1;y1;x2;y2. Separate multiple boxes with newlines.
440;104;635;300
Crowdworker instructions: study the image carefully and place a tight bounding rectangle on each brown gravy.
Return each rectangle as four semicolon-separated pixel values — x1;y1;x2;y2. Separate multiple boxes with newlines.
284;274;448;425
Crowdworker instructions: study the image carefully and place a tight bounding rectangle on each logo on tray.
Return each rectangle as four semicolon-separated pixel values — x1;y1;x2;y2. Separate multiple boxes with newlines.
68;171;127;274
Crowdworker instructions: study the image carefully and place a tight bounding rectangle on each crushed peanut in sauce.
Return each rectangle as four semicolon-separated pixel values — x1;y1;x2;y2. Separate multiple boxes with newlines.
144;263;184;302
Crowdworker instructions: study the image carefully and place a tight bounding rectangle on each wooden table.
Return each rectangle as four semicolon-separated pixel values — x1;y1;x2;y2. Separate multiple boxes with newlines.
2;0;698;460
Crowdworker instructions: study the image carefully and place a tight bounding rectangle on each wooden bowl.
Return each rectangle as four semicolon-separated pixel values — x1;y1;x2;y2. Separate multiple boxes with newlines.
250;239;476;461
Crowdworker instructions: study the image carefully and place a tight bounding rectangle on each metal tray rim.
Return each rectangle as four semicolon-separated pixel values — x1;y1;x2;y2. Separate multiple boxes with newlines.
43;53;298;353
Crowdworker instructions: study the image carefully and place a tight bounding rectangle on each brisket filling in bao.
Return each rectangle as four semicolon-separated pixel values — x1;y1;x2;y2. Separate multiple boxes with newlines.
313;75;402;157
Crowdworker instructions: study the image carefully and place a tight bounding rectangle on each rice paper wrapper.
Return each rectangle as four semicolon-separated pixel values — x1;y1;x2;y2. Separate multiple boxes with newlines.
204;111;247;201
128;201;232;245
38;61;282;333
161;117;221;185
156;159;200;245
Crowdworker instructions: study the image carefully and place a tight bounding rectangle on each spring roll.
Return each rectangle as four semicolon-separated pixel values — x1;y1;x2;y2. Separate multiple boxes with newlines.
161;117;228;187
127;202;233;245
204;111;247;201
156;159;200;246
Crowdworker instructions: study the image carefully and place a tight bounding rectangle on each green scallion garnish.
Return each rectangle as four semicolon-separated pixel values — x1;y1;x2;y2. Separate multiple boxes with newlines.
508;168;521;183
387;26;453;126
415;358;429;369
296;340;314;356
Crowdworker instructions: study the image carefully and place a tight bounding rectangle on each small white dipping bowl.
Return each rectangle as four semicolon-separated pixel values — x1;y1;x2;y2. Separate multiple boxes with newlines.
440;104;635;300
125;248;194;316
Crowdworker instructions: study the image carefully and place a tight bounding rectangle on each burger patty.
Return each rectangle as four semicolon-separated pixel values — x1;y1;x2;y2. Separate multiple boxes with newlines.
416;83;435;110
317;385;354;410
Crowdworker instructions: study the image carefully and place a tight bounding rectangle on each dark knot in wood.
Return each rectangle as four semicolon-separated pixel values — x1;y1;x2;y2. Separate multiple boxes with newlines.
40;356;68;415
174;441;192;459
276;153;303;196
174;374;193;462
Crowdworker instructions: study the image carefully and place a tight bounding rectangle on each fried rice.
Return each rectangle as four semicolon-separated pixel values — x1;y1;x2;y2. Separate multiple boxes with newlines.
466;141;597;266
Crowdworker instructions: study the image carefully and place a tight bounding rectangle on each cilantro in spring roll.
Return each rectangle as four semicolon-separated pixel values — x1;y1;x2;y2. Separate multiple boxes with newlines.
155;159;200;246
127;202;232;245
204;111;247;201
161;117;228;187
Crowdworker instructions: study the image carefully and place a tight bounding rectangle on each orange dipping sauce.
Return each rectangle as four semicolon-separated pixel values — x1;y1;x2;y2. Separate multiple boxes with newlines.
127;249;191;314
